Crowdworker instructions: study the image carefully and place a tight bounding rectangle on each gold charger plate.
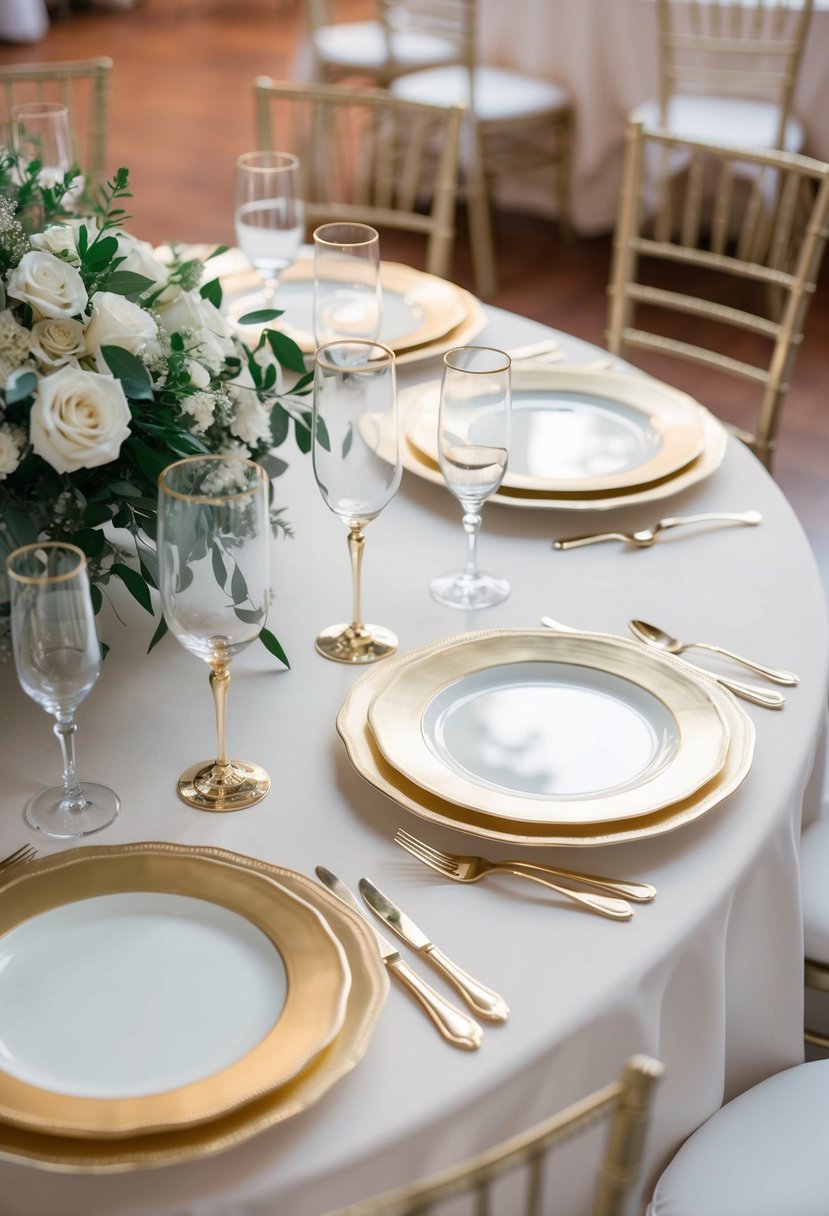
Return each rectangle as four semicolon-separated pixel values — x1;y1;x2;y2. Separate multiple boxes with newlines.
380;393;728;510
223;258;471;355
337;630;755;847
404;367;706;494
0;843;387;1172
0;848;351;1139
367;631;730;826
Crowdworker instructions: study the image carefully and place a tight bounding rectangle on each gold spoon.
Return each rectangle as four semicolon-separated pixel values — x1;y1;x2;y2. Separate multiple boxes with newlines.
628;619;799;686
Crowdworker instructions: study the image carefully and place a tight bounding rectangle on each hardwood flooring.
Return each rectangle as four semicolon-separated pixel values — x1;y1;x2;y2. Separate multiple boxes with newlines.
3;0;828;593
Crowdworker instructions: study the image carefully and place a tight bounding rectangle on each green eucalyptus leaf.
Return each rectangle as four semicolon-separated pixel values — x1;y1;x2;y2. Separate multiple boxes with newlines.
111;563;154;614
101;346;154;400
266;328;307;374
239;308;284;325
230;562;247;605
269;402;290;447
147;614;169;653
5;370;36;405
211;545;226;590
200;277;222;308
260;627;290;668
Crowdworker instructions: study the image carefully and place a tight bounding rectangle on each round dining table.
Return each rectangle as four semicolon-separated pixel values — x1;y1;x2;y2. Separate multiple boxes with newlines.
0;302;826;1216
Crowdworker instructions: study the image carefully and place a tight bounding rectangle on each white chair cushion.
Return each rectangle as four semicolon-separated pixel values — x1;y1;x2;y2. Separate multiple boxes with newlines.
630;95;804;154
312;22;458;71
391;65;570;121
647;1061;829;1216
802;818;829;964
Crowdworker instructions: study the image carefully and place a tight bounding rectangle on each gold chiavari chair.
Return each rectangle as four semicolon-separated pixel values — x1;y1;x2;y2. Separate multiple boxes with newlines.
0;56;112;188
606;120;829;473
253;77;463;281
301;0;462;86
326;1055;664;1216
633;0;814;155
387;0;574;299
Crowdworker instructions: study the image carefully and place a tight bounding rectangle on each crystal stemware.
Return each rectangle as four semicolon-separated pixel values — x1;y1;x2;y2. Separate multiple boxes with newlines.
313;222;382;351
430;345;512;609
157;455;271;811
11;101;73;185
232;151;304;319
6;542;120;838
312;339;401;663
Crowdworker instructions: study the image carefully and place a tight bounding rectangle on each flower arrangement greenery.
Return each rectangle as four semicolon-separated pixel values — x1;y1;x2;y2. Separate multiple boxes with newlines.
0;155;314;665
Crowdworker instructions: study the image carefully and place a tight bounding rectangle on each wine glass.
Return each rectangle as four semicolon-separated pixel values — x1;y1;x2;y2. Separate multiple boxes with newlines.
6;542;120;838
157;455;271;811
313;222;382;352
430;346;512;610
232;151;304;318
11;101;73;185
312;340;401;663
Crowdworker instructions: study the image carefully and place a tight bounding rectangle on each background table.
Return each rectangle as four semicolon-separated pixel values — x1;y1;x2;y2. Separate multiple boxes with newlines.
0;305;826;1215
477;0;829;231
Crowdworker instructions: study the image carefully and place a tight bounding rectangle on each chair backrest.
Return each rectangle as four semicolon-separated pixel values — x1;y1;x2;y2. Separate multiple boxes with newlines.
655;0;814;148
606;120;829;471
253;77;463;280
0;57;112;187
379;0;473;68
324;1055;664;1216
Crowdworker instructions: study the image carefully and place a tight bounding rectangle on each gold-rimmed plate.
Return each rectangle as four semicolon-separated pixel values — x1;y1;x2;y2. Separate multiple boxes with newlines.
223;258;472;355
0;844;387;1171
380;392;728;509
0;848;351;1139
367;631;730;826
337;630;755;847
405;367;706;493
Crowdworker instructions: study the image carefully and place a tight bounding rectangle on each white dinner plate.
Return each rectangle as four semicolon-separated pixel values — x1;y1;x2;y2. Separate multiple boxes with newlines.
404;367;706;493
367;631;730;825
0;851;351;1138
223;258;469;354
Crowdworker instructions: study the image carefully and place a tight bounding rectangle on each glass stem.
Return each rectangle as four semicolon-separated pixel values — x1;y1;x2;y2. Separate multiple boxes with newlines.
462;510;482;580
348;524;366;631
209;659;231;769
53;715;89;814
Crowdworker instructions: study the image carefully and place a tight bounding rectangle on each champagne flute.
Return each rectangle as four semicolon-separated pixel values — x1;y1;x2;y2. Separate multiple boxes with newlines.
157;455;271;811
233;151;304;318
6;542;120;838
430;346;512;610
312;340;401;663
313;222;382;352
11;101;73;185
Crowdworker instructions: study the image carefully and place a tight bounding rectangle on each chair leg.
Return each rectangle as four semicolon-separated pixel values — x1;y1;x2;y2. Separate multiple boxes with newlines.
465;123;498;299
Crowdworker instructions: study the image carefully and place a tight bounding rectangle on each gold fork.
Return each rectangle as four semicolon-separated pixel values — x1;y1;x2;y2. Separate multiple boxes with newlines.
394;830;636;921
0;844;38;873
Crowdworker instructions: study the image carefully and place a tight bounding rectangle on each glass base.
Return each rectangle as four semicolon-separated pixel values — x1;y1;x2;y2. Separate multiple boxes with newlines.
178;760;270;812
315;622;398;665
25;782;120;839
430;570;511;610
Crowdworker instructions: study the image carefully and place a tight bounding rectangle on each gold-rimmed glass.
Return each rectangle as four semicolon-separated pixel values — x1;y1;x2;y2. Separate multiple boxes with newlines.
232;150;305;317
430;345;512;610
157;455;271;811
313;222;382;350
6;542;120;838
11;101;73;184
312;339;401;663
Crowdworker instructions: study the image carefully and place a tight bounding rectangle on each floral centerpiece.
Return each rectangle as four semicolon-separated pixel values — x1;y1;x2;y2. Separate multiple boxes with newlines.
0;157;313;664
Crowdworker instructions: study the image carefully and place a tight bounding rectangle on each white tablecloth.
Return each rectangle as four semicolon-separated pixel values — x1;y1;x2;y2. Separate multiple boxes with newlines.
477;0;829;231
0;306;826;1215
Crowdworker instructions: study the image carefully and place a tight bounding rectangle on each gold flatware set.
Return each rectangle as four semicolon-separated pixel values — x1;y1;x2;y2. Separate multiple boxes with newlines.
552;509;762;550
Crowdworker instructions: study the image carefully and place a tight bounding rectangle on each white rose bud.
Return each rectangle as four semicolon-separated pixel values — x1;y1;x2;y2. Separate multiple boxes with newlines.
29;317;87;369
115;234;180;304
30;219;98;265
7;250;88;320
85;291;158;373
30;364;132;474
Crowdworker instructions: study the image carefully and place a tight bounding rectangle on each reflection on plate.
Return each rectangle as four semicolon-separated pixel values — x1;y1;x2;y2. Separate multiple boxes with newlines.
381;391;727;510
338;630;755;847
405;368;705;493
0;851;350;1139
0;844;387;1171
368;632;729;825
223;259;470;354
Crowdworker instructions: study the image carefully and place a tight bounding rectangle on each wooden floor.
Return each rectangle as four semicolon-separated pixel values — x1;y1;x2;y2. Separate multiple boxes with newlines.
3;0;829;593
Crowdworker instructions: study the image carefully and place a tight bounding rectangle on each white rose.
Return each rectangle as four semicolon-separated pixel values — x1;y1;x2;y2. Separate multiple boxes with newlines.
0;423;24;479
187;358;211;389
29;317;87;369
30;364;132;474
85;291;158;372
7;251;88;320
115;234;180;304
157;291;234;372
30;219;98;265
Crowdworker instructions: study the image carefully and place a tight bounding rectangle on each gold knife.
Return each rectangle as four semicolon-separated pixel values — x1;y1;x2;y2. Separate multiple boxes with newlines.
315;867;483;1050
359;878;509;1023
